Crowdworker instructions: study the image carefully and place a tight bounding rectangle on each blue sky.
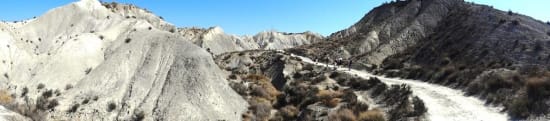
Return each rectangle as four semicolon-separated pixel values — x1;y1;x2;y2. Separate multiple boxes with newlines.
0;0;548;36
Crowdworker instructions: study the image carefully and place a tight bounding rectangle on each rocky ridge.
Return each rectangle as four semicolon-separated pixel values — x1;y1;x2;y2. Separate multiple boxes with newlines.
179;27;324;55
289;0;550;119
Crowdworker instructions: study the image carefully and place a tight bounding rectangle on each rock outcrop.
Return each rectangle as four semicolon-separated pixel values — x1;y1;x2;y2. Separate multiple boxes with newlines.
179;27;324;55
0;0;247;120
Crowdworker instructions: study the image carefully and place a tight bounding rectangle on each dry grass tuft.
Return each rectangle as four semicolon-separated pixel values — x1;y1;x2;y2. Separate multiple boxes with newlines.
0;90;13;105
358;108;386;121
245;74;281;102
317;89;344;107
329;108;357;121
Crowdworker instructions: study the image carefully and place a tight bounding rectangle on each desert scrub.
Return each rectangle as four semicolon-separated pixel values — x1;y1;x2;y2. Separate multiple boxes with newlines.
358;108;385;121
328;108;357;121
125;38;132;43
245;74;281;102
107;101;117;112
37;83;45;89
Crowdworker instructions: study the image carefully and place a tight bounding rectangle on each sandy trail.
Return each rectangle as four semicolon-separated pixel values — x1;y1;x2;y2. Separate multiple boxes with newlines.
293;54;509;121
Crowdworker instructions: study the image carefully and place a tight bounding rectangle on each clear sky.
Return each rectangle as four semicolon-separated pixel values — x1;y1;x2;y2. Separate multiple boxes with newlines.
0;0;548;36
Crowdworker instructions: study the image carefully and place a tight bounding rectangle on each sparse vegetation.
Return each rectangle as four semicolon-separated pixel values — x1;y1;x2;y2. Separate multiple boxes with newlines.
85;67;93;74
37;83;45;89
133;110;145;121
512;20;520;25
107;102;117;112
328;108;357;121
148;26;152;30
317;90;343;108
276;105;298;120
68;103;80;113
0;90;13;105
498;19;506;24
82;98;90;104
36;90;59;111
228;74;237;80
65;84;73;90
245;74;281;101
169;28;175;33
3;73;8;79
358;109;385;121
99;35;104;40
215;51;429;121
247;97;272;121
21;87;28;97
125;38;132;43
508;98;529;118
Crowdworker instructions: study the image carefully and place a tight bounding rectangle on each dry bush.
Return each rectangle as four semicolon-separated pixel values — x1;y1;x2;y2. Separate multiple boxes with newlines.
1;89;48;120
358;108;385;121
245;74;281;102
325;98;342;108
317;89;344;108
525;77;550;100
508;98;529;118
274;105;299;120
0;90;13;105
329;108;357;121
248;97;272;121
125;38;132;43
316;90;343;99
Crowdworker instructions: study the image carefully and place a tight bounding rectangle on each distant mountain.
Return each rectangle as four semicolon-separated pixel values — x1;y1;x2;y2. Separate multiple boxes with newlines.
178;26;324;55
289;0;550;119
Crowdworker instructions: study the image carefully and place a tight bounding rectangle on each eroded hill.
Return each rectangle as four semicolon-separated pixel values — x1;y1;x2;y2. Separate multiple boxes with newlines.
0;0;247;120
289;0;550;119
